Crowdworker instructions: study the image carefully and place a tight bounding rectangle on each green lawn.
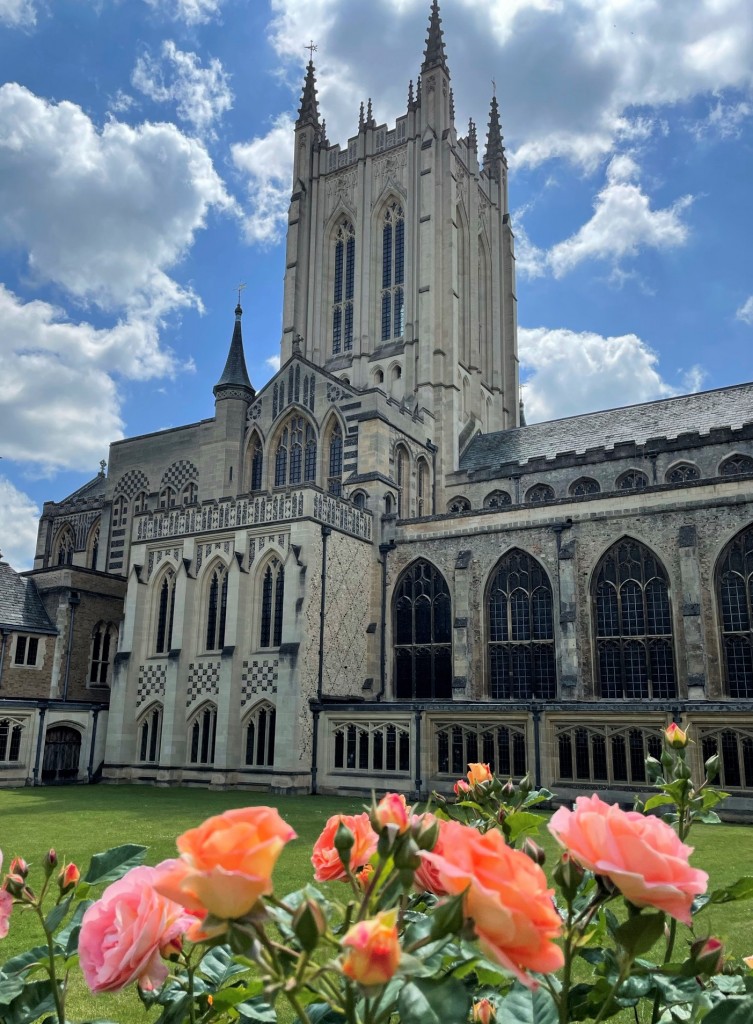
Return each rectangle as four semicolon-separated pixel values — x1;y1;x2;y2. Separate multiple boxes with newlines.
2;785;753;1023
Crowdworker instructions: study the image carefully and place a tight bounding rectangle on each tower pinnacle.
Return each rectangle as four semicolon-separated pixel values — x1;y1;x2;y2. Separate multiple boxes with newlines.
422;0;448;75
483;93;505;178
296;59;320;129
214;301;254;402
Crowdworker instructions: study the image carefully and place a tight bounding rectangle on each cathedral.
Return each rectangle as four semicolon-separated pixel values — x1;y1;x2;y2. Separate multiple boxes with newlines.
2;2;753;813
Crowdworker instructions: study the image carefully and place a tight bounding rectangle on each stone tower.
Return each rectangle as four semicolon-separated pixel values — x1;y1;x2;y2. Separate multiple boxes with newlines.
280;0;519;477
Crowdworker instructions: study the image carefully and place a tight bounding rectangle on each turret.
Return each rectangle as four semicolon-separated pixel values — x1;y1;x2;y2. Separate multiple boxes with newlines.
214;302;254;404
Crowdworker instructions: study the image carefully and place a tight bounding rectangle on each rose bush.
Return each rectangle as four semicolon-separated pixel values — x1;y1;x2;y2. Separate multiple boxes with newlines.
1;723;752;1024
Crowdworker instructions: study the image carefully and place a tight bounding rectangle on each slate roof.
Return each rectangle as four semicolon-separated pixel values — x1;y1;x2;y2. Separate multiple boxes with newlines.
214;304;254;396
460;382;753;473
0;561;57;634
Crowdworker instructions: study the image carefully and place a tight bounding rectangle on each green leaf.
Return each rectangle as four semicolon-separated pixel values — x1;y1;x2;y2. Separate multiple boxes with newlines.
643;794;674;812
614;912;665;956
0;976;25;1006
236;996;278;1022
2;979;57;1024
298;1005;346;1024
56;899;94;959
44;893;74;935
153;992;191;1024
397;978;471;1024
1;946;51;977
708;877;753;904
702;995;753;1022
650;974;701;1006
505;811;545;845
198;945;247;988
692;810;722;825
497;983;558;1024
83;844;147;886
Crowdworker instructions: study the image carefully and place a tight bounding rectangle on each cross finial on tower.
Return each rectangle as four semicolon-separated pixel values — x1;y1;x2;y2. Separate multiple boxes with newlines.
305;40;317;61
99;459;107;476
492;77;496;97
236;282;246;306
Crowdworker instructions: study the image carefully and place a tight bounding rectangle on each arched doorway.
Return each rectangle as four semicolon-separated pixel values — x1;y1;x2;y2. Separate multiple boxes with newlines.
42;726;81;783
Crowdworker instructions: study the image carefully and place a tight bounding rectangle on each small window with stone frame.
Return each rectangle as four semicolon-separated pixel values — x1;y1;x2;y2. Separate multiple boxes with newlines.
14;635;40;667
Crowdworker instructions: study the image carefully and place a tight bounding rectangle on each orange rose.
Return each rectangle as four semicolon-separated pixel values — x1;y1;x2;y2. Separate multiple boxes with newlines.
311;813;377;883
342;909;400;987
153;806;296;921
374;793;410;832
420;820;563;985
467;762;493;785
549;794;707;925
744;955;753;970
413;815;451;896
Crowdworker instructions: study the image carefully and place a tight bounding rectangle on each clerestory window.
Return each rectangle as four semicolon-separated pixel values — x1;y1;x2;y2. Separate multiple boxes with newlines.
332;220;355;355
381;201;405;341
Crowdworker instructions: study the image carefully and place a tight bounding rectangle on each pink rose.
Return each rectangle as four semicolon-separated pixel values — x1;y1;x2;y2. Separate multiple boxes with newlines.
0;852;12;940
374;793;410;833
311;813;377;883
79;862;199;993
413;815;451;897
549;794;708;925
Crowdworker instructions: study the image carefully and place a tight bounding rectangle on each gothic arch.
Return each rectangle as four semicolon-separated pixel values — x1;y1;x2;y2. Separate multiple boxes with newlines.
591;536;676;700
254;551;286;651
187;701;217;765
244;427;265;493
714;523;753;697
327;213;357;356
373;194;406;344
394;442;411;518
150;562;178;656
53;524;75;565
665;461;700;484
456;202;471;366
269;409;319;489
485;548;557;700
243;700;277;767
478;231;492;383
199;557;230;654
392;558;452;699
319;408;347;496
137;702;163;763
719;453;753;477
86;517;101;569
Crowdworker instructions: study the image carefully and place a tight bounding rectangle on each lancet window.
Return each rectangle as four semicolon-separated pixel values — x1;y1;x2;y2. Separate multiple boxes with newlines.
717;525;753;697
332;220;355;355
393;560;452;699
155;569;176;655
245;702;276;767
188;704;217;765
381;201;405;342
89;621;117;685
205;563;229;652
260;557;285;649
327;422;343;496
138;705;162;763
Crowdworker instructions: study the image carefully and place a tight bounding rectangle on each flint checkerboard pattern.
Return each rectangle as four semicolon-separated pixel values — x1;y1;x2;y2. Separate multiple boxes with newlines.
241;659;278;705
161;460;199;490
136;663;166;708
185;661;220;707
114;469;150;499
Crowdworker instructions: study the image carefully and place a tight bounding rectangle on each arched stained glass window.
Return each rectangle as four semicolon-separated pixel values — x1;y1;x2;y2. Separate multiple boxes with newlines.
332;220;355;354
593;539;676;699
570;478;600;497
396;446;409;518
54;527;75;566
189;704;217;765
155;569;176;655
617;470;648;491
245;702;276;767
393;560;452;699
487;549;556;699
717;525;753;697
260;558;285;649
88;525;100;569
525;484;555;505
416;458;429;517
328;422;343;496
381;201;405;342
138;705;162;763
250;435;263;491
666;463;699;484
484;490;512;509
205;564;229;652
720;454;753;477
275;416;316;488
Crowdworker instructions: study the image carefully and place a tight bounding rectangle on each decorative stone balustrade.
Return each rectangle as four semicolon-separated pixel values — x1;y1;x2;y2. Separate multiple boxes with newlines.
135;489;372;543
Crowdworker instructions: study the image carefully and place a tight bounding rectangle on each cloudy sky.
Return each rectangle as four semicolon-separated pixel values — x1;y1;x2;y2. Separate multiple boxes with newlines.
1;0;752;569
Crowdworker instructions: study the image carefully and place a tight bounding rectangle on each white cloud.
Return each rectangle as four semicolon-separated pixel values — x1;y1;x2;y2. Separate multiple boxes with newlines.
689;97;752;140
143;0;224;26
0;478;39;572
0;0;35;28
0;84;232;315
547;157;693;277
737;296;753;325
132;41;233;136
520;325;676;422
232;113;295;245
266;354;282;372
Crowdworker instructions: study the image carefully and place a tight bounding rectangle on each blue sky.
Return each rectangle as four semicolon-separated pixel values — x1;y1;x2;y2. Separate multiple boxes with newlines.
1;0;752;569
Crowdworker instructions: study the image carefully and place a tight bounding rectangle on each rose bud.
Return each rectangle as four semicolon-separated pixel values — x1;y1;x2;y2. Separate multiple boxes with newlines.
374;793;410;833
43;849;58;877
356;864;375;891
58;863;80;894
472;998;496;1023
665;723;688;749
4;873;26;898
553;852;584;900
9;857;28;879
334;820;355;870
705;753;720;783
501;779;515;799
342;909;400;987
691;937;724;976
466;763;493;786
453;779;470;796
521;838;546;866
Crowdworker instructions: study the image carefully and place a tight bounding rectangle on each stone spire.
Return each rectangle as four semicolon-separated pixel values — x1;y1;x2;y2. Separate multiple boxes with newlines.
214;301;255;402
422;0;449;75
483;94;505;178
296;59;320;129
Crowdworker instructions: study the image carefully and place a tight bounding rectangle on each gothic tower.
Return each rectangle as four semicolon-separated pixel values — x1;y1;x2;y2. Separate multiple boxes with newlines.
280;1;519;477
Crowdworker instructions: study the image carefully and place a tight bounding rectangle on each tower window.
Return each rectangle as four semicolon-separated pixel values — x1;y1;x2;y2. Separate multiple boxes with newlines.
260;558;285;649
332;220;355;355
381;201;405;342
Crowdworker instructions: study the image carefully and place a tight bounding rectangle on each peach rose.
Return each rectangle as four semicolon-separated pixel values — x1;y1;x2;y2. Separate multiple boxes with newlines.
467;762;493;785
374;793;410;832
548;794;707;925
0;853;12;940
311;813;377;883
413;815;451;897
744;955;753;970
420;820;563;985
154;806;296;921
79;862;199;993
342;909;400;987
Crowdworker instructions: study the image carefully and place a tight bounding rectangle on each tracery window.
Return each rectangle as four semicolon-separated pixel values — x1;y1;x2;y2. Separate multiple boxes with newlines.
134;491;148;514
617;470;648;491
250;435;263;492
556;724;662;786
593;539;676;699
332;220;355;355
182;482;198;505
159;486;177;509
666;463;699;484
352;491;366;510
245;702;276;767
717;525;753;697
138;705;162;763
205;563;229;652
435;721;527;778
525;484;555;505
155;569;176;655
0;719;23;762
327;422;343;496
89;621;117;685
700;727;753;789
188;704;217;765
275;416;317;487
381;201;405;342
260;557;285;649
447;497;471;514
570;478;600;497
487;549;556;699
720;454;753;477
484;490;512;509
416;458;429;517
333;720;411;774
394;560;452;699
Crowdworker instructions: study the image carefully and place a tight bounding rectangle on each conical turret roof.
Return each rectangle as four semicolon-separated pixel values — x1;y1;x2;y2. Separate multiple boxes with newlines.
214;303;254;401
422;0;449;75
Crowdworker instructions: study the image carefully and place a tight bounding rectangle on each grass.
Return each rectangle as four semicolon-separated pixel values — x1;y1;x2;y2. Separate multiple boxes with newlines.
2;785;753;1022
